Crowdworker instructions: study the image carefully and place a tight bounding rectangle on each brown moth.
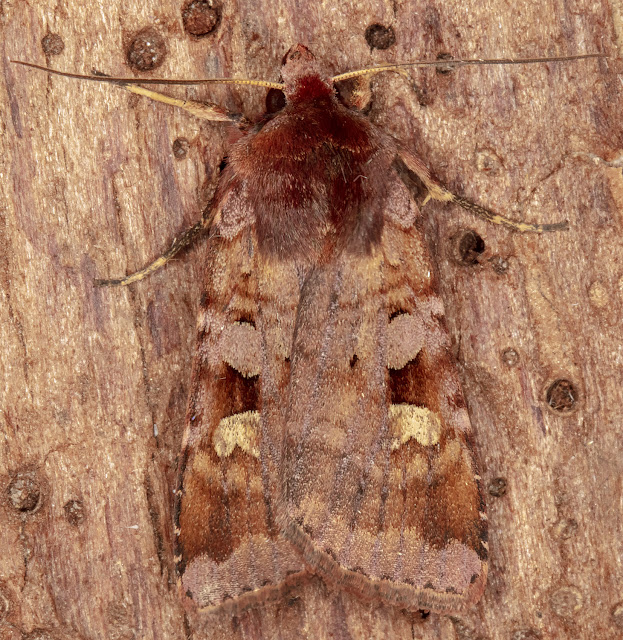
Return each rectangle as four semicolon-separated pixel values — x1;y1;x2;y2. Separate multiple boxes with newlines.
174;45;496;615
15;43;594;616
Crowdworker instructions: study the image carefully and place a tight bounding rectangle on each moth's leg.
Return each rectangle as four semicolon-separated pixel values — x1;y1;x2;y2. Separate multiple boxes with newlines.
94;85;244;286
122;84;249;128
14;61;248;127
95;84;241;286
396;147;569;233
340;68;410;111
95;200;215;287
344;76;373;110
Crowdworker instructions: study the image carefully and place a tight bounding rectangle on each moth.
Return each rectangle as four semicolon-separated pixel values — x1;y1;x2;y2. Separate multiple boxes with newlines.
16;44;597;616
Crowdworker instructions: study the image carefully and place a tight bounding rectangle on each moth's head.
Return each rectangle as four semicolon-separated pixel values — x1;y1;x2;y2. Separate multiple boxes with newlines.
280;44;334;102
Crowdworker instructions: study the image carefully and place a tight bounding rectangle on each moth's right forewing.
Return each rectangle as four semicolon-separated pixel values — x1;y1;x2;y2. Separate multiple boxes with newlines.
280;172;488;613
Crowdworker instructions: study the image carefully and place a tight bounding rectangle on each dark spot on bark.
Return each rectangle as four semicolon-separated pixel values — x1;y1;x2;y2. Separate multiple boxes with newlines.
501;348;519;367
364;24;396;50
489;255;510;274
127;28;167;71
182;0;221;37
488;477;507;497
63;499;86;525
457;230;485;265
435;52;455;75
173;137;190;159
41;33;64;56
7;472;41;513
511;629;542;640
475;148;502;174
546;379;578;412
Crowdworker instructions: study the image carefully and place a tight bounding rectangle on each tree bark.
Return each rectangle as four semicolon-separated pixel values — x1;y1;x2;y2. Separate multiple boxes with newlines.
1;0;621;639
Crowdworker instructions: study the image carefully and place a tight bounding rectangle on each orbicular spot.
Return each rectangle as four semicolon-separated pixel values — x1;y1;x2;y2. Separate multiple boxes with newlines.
387;313;424;370
431;438;473;482
405;453;428;482
437;439;461;470
220;321;261;377
388;404;441;449
212;411;260;458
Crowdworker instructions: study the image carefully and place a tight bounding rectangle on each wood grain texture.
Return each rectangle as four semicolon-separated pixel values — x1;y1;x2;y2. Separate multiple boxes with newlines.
1;1;621;639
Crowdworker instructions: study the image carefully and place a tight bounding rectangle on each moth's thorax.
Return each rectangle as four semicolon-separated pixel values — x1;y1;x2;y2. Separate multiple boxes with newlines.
217;91;396;263
214;44;400;261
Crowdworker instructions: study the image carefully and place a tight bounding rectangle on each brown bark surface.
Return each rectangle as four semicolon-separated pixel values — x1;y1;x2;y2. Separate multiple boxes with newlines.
1;1;622;639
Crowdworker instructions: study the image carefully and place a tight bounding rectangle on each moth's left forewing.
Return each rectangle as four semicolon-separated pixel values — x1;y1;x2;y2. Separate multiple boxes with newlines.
175;227;308;616
281;169;488;613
